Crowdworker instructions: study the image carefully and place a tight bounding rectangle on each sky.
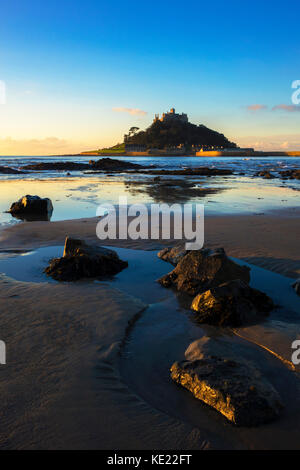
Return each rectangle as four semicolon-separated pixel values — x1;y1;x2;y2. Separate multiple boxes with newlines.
0;0;300;155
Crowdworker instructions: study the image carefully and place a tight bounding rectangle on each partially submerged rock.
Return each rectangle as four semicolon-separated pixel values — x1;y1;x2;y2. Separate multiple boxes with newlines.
158;248;250;296
191;279;274;326
157;245;187;266
21;162;90;171
9;195;53;221
255;170;275;179
0;166;24;174
171;337;283;426
91;157;142;171
292;279;300;296
45;237;128;281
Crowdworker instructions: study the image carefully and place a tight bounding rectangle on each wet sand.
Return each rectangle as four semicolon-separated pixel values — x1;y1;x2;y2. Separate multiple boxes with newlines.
0;211;299;449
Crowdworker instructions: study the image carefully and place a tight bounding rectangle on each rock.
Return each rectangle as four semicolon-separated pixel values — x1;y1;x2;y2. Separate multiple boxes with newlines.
91;157;143;171
45;237;128;281
255;171;275;179
158;247;250;296
170;338;283;426
292;279;300;296
138;167;233;176
157;245;187;266
279;169;300;180
9;195;53;221
0;166;24;174
191;279;273;326
21;162;90;171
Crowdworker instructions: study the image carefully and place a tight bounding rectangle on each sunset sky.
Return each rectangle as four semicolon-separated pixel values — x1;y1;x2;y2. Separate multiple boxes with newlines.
0;0;300;155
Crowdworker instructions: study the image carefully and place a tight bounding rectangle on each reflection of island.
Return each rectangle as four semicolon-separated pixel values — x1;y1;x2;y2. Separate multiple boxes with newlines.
124;178;224;204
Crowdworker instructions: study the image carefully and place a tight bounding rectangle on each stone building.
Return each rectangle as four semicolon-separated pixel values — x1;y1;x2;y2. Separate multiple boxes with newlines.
153;108;188;124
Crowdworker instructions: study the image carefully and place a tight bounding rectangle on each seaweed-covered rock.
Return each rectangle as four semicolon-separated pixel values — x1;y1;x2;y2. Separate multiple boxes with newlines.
91;157;142;171
9;195;53;220
191;279;273;326
21;162;90;171
45;237;128;281
255;170;275;179
158;247;250;296
157;245;187;266
171;338;283;426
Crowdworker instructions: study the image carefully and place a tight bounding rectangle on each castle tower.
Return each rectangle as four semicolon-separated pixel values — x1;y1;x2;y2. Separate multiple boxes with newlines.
170;108;175;114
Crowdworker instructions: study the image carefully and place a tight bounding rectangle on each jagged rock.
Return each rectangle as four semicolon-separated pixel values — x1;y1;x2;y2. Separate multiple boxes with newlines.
9;195;53;220
191;279;273;326
45;237;128;281
0;166;24;174
158;247;250;296
170;337;283;426
157;245;187;266
292;279;300;296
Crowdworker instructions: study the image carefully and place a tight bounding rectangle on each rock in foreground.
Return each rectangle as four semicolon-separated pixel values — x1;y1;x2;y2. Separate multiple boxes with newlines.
191;279;273;326
171;339;282;426
45;237;128;281
158;247;250;296
157;245;187;266
9;195;53;220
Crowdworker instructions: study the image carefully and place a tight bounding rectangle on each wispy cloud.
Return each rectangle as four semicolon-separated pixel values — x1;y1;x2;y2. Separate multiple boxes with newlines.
246;104;267;112
236;134;300;151
272;104;300;112
112;107;147;116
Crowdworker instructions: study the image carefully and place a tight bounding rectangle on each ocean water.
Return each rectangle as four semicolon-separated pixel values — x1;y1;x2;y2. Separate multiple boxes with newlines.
0;155;299;225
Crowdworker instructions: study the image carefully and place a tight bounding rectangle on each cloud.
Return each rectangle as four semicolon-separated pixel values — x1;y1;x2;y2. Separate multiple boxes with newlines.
272;104;300;112
112;107;147;116
246;104;267;112
236;134;300;151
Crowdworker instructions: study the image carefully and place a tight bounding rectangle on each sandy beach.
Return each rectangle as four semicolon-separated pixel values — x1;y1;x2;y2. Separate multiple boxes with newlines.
0;155;299;450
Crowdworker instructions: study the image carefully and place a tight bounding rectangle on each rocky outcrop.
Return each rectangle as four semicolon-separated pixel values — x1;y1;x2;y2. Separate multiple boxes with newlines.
292;279;300;296
21;162;90;171
9;195;53;220
170;337;283;426
157;245;187;266
138;167;233;176
191;279;273;326
0;166;24;174
45;237;128;281
158;248;250;296
91;157;143;171
21;158;144;173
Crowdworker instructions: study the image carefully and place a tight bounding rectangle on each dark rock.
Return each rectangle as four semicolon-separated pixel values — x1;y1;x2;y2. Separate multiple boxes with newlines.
255;171;275;179
170;341;283;426
9;195;53;221
0;166;24;174
21;162;90;171
45;237;128;281
279;169;300;180
91;157;143;171
191;279;274;326
158;247;250;296
157;245;187;266
292;279;300;296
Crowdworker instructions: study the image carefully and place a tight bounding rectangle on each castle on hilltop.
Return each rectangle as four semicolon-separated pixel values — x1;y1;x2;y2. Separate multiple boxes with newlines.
153;108;188;124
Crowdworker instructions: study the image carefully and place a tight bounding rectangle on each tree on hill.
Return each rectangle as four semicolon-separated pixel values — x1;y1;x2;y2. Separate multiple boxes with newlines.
124;120;237;149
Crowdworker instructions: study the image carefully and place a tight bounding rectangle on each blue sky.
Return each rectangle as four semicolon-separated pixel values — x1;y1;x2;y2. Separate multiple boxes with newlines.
0;0;299;154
